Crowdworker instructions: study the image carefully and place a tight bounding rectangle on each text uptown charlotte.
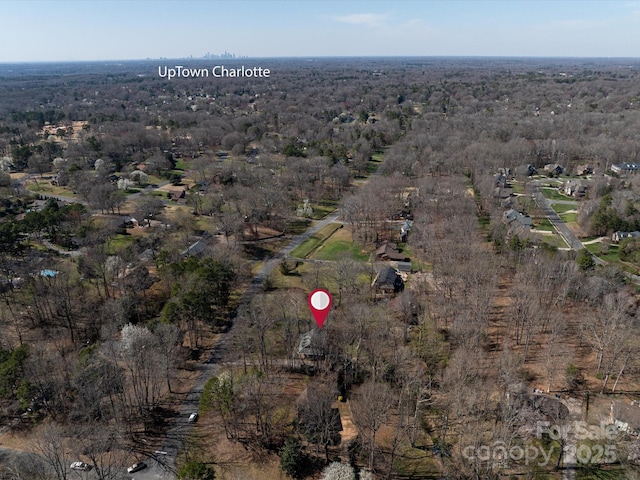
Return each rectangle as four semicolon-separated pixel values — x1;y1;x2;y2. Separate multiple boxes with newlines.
158;65;271;80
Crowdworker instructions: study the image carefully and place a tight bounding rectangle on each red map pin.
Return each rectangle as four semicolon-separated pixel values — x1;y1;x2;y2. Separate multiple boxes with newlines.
308;289;332;329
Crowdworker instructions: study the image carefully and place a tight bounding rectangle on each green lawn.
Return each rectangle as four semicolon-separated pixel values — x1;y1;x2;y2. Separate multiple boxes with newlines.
581;235;602;242
27;182;77;198
310;203;337;220
511;183;525;194
107;234;135;254
536;233;569;249
365;152;384;174
367;161;381;174
174;158;190;170
392;446;441;478
552;203;578;214
411;260;432;272
312;240;370;262
534;218;555;231
560;212;578;223
585;242;620;263
270;261;310;290
147;174;163;186
286;219;312;235
540;187;573;201
290;223;343;259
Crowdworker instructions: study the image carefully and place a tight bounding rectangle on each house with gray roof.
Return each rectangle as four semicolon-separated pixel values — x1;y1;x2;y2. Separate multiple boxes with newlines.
503;209;533;229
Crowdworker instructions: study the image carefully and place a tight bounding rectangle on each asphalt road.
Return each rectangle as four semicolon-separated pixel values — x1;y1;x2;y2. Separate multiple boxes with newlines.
531;181;612;269
531;182;584;252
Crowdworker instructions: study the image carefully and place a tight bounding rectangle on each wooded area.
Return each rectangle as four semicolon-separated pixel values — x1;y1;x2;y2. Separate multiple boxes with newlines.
2;57;640;479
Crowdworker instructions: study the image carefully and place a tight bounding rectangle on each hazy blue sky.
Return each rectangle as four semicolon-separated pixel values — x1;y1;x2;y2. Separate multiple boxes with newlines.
2;0;639;62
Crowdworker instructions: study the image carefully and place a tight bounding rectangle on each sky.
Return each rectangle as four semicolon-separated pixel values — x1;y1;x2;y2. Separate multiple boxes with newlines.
1;0;639;62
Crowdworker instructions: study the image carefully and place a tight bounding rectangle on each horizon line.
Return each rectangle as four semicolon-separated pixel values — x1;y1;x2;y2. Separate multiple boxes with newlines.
2;54;640;65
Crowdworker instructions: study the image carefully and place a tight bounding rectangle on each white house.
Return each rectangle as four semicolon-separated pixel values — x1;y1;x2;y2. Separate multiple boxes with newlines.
612;231;640;243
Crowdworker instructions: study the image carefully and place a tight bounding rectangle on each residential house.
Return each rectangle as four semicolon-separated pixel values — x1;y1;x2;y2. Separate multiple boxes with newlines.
563;179;588;198
297;330;324;361
503;209;533;229
494;173;508;188
181;236;210;257
28;198;69;212
391;208;413;221
137;249;155;263
376;241;409;262
611;163;640;174
399;219;413;242
501;197;514;209
610;400;640;436
28;199;50;212
373;266;404;299
396;261;412;274
544;163;564;175
612;231;640;243
169;190;186;202
575;164;593;176
493;186;514;200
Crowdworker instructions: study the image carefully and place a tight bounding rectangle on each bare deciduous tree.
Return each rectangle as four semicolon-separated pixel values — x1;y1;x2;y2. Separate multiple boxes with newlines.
351;381;393;471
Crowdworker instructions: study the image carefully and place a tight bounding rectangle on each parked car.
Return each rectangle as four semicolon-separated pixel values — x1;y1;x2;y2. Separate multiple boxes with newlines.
70;461;92;471
127;462;147;473
188;412;199;423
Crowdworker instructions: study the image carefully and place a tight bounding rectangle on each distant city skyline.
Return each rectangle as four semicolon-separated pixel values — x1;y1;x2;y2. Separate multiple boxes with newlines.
1;0;640;62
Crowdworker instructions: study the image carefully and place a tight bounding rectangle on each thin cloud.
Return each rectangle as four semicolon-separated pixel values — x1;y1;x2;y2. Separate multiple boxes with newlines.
624;0;640;14
332;13;389;28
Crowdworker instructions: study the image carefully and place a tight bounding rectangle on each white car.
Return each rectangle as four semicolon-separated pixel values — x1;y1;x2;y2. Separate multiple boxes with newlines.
70;461;92;471
188;412;199;423
127;462;147;473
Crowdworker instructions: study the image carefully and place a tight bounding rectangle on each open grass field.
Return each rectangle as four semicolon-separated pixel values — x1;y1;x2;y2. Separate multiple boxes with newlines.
290;223;343;259
27;181;77;198
534;232;569;249
310;227;370;261
107;233;136;254
270;260;310;290
287;218;313;235
309;202;337;220
364;152;384;174
559;212;578;223
552;203;578;214
174;158;190;170
534;218;555;231
511;182;526;194
585;242;620;264
540;187;573;201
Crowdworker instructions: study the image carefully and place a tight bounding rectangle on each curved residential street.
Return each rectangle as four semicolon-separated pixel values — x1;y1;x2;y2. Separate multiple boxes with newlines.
531;181;584;252
530;181;627;273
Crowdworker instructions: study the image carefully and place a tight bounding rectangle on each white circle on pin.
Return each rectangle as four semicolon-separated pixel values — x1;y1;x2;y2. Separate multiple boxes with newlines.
310;290;330;310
